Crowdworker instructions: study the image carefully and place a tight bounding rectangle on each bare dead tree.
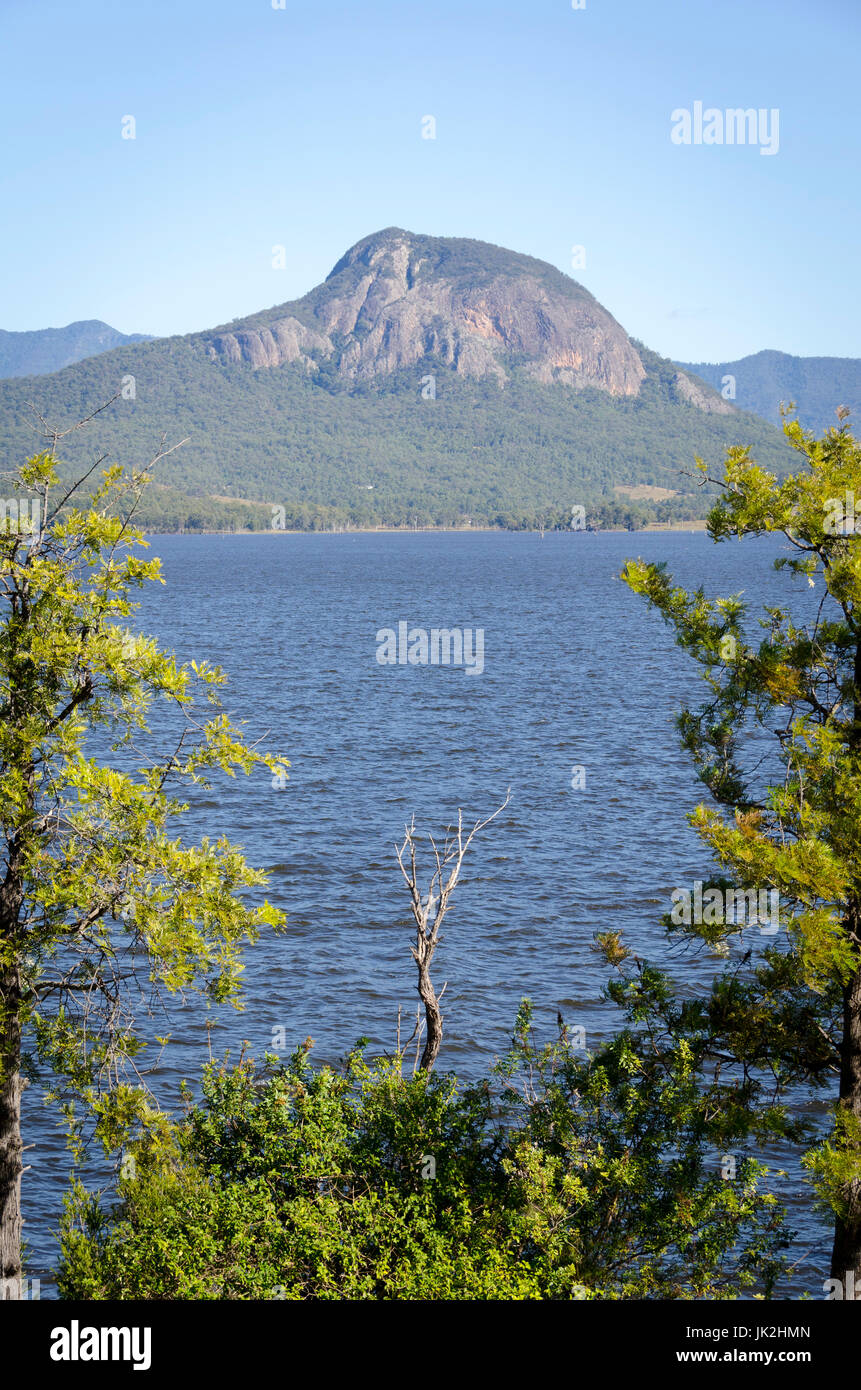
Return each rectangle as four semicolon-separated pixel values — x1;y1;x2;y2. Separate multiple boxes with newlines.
395;791;510;1072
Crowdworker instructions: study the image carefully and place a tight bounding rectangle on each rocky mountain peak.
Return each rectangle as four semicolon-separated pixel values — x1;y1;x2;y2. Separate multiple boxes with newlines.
203;229;728;409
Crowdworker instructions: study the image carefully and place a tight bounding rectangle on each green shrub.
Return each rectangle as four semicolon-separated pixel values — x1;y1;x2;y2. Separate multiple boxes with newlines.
59;990;791;1301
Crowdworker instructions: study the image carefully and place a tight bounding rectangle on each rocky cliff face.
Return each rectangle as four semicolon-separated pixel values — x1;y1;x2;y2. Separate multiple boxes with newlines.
206;317;328;370
670;368;735;415
205;228;651;397
204;228;732;414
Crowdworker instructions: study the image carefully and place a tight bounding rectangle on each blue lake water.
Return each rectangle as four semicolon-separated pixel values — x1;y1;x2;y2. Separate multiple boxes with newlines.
23;529;833;1297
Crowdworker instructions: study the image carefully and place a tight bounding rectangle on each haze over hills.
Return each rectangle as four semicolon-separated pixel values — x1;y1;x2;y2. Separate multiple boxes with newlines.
678;350;861;436
0;229;793;531
0;320;152;380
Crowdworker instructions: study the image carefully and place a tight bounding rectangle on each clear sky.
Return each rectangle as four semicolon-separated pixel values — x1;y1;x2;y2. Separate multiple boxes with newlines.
1;0;858;362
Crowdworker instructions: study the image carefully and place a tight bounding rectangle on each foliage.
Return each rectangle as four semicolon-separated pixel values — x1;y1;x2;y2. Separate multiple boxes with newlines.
0;447;287;1158
58;981;790;1301
621;412;861;1269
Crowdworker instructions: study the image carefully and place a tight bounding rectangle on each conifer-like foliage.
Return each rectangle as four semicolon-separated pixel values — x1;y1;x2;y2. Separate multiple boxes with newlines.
0;426;286;1298
622;412;861;1286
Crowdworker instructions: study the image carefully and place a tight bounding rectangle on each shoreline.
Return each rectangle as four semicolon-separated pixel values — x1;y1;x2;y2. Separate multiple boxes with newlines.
141;520;710;538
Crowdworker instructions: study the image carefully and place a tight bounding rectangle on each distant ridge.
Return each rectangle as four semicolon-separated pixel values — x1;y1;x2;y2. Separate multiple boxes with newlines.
0;320;152;379
677;349;861;435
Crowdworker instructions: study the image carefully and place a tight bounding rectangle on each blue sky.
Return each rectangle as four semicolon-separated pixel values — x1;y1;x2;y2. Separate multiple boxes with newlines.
1;0;858;362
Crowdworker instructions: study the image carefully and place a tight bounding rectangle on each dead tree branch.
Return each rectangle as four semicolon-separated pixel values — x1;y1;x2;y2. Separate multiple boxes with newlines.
395;790;510;1071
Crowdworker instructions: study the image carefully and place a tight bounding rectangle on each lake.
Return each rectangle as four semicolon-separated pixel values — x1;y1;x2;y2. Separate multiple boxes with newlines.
22;528;832;1297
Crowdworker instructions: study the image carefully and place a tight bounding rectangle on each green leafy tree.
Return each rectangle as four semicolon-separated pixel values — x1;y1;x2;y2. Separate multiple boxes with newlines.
496;985;790;1299
622;411;861;1290
0;423;286;1299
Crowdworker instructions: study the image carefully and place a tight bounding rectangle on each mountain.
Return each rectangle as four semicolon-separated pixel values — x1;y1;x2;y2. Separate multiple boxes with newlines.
210;230;649;395
0;229;793;531
207;228;734;408
0;320;152;379
677;350;861;436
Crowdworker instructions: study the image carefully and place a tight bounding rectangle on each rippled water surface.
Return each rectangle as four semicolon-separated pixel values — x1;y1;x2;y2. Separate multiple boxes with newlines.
24;529;832;1295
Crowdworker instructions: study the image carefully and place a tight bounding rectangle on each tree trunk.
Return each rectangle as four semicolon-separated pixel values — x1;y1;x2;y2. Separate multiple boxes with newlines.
417;963;442;1072
0;964;22;1301
831;651;861;1295
830;957;861;1295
